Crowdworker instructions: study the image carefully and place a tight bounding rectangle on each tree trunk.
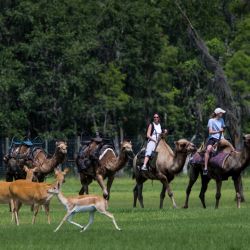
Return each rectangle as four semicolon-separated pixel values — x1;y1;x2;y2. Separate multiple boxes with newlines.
175;2;241;147
187;26;241;147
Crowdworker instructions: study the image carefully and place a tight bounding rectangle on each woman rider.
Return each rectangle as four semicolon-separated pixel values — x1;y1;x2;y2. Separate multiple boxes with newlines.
141;113;167;171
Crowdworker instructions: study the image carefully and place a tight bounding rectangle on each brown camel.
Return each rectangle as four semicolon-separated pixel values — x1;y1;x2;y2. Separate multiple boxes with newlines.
183;134;250;209
133;134;196;209
5;141;68;182
78;140;134;199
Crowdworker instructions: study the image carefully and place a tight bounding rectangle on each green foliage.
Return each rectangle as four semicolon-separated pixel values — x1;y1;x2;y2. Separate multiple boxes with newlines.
206;38;226;60
0;0;249;138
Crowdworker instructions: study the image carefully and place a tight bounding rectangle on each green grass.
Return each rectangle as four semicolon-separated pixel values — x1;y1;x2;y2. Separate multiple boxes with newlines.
1;175;250;250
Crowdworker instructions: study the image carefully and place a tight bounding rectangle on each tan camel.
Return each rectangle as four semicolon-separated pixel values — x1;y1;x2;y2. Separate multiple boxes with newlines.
78;140;134;199
183;134;250;209
31;141;67;174
5;141;67;182
133;134;196;208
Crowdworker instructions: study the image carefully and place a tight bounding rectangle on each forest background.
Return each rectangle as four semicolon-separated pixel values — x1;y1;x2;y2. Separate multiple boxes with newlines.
0;0;249;144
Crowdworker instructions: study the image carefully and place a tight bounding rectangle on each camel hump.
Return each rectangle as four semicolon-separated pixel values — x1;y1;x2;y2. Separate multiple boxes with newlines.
99;148;116;160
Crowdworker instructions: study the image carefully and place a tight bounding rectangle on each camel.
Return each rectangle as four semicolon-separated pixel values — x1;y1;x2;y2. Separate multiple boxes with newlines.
183;134;250;209
5;141;68;182
133;134;196;209
77;140;134;199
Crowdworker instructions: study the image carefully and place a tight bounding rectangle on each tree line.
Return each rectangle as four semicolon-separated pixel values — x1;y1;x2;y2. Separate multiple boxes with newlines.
0;0;249;144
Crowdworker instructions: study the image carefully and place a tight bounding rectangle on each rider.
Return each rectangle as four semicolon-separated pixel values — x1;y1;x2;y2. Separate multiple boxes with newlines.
203;107;235;175
77;135;103;172
141;113;167;171
90;135;103;160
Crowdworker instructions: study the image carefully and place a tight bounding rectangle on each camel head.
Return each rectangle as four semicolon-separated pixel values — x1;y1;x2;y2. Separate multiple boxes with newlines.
120;140;135;159
55;141;68;155
174;139;196;154
243;134;250;147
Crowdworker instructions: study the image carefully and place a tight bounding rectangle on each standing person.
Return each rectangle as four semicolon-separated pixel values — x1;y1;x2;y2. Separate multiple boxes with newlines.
141;113;167;171
203;107;234;175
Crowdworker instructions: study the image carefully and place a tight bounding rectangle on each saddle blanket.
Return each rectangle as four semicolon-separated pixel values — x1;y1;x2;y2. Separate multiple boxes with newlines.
190;151;230;169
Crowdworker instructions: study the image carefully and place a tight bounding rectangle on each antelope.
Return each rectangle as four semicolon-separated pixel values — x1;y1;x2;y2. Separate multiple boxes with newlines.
48;185;121;232
9;168;69;225
0;166;37;221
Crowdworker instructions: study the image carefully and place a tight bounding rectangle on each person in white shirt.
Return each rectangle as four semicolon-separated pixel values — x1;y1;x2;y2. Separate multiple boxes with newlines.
141;113;167;171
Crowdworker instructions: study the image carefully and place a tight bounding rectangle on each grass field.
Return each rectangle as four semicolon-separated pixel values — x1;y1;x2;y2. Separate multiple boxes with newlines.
1;174;250;250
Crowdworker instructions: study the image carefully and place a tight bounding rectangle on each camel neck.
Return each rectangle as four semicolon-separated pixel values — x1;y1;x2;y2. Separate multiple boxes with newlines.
114;151;128;172
171;151;188;174
239;145;250;169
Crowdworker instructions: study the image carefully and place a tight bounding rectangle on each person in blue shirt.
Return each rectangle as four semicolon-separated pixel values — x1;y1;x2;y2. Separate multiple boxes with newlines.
203;107;234;175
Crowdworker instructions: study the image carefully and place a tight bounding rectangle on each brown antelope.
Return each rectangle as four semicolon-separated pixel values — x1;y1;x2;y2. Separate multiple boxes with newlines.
0;166;37;221
9;168;69;225
48;185;121;232
0;182;15;221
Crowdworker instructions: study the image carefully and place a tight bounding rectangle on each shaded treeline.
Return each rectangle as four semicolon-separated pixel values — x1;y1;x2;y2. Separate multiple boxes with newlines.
0;0;249;141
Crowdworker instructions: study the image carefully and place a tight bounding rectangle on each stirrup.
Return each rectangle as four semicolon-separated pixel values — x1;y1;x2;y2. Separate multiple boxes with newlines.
203;169;208;175
140;165;148;171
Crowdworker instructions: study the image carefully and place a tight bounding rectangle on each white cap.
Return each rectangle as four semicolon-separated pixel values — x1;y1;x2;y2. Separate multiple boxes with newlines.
214;107;226;114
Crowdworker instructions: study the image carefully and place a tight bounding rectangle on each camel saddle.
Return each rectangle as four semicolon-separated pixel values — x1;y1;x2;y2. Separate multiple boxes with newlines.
190;151;230;169
136;148;158;170
77;143;115;173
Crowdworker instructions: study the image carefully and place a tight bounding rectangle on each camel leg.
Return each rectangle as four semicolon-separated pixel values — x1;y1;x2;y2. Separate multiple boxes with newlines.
233;176;241;208
79;173;87;195
136;177;146;208
96;174;108;199
160;184;167;209
133;184;138;208
235;175;245;202
79;185;86;195
183;164;200;209
79;175;92;195
137;183;144;208
157;173;176;208
215;180;222;209
199;174;210;208
106;175;115;200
